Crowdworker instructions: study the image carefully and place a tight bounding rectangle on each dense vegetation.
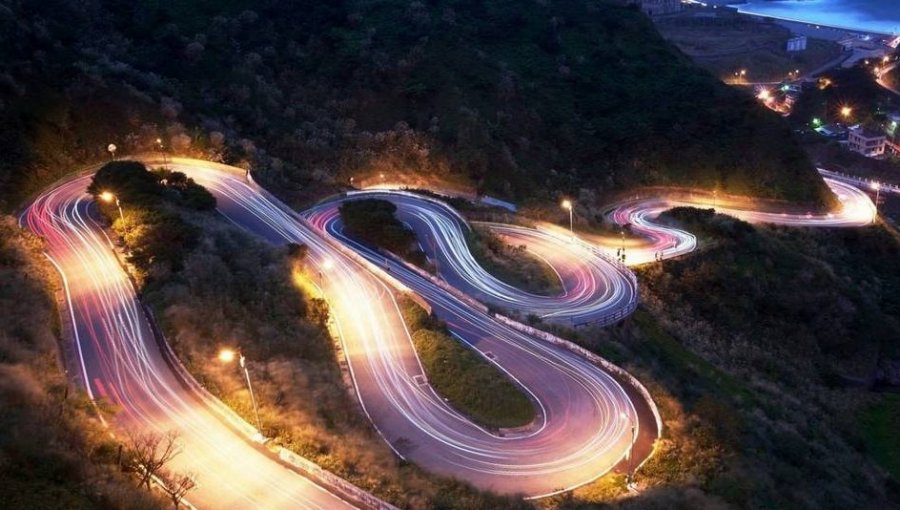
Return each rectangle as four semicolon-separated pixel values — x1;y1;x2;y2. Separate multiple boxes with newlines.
540;210;900;509
467;225;562;296
338;198;429;266
401;297;535;429
0;0;832;215
0;217;165;510
87;161;214;284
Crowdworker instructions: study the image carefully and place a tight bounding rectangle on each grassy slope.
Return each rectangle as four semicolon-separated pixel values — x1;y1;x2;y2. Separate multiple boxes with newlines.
466;225;563;296
401;298;535;429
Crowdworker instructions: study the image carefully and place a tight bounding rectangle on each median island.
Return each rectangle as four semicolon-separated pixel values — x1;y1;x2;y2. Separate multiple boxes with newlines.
466;225;562;296
401;298;535;430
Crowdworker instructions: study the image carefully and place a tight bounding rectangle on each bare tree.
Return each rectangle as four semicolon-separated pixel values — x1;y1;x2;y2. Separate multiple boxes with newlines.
161;469;197;509
124;429;181;490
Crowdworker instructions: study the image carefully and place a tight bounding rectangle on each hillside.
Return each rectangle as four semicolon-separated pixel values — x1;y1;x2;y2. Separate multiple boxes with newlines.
0;0;832;212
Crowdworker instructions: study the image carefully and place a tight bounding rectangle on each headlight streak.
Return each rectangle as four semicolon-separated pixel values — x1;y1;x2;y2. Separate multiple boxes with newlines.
307;190;639;327
607;178;875;266
28;158;873;503
24;175;358;509
176;163;642;496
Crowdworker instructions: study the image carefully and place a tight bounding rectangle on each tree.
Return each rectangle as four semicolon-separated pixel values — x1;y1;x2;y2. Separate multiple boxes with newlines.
160;469;197;509
124;429;182;490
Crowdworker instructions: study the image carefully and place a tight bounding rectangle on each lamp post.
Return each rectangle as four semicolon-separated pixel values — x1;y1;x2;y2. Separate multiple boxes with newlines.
99;191;125;227
107;143;117;161
218;348;263;436
620;411;636;486
561;199;573;234
871;181;881;218
156;138;168;170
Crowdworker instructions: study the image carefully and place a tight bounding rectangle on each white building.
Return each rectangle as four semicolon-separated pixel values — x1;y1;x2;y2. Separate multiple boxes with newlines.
848;126;887;157
631;0;682;17
786;35;807;52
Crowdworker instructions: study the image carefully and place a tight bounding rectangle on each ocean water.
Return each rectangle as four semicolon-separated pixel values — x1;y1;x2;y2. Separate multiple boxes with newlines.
735;0;900;35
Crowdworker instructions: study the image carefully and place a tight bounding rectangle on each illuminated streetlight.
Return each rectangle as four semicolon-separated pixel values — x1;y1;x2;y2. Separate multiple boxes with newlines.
318;257;335;282
99;191;126;227
561;199;573;234
620;412;636;486
156;138;168;170
841;106;853;118
871;181;881;217
107;143;117;161
218;348;263;436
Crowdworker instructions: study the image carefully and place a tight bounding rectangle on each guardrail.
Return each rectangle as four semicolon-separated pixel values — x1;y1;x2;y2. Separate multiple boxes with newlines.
818;168;900;194
49;159;398;510
492;313;663;445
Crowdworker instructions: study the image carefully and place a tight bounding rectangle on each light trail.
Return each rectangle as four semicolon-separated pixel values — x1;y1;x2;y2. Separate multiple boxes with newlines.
31;156;867;503
176;161;645;497
305;190;638;327
607;177;875;265
22;176;360;510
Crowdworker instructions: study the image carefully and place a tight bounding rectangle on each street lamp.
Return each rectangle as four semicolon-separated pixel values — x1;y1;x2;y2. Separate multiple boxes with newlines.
107;143;117;161
620;411;636;486
841;105;853;119
156;138;168;170
561;199;573;234
99;191;125;227
218;348;263;436
871;181;881;217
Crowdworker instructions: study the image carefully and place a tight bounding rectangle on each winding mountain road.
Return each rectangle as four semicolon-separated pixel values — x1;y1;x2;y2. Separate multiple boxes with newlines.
20;157;875;508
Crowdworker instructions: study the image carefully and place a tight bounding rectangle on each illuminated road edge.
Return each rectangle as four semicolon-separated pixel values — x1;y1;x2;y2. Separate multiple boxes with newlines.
21;156;874;505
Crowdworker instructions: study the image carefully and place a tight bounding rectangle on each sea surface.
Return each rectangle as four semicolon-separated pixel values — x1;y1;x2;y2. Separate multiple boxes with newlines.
735;0;900;35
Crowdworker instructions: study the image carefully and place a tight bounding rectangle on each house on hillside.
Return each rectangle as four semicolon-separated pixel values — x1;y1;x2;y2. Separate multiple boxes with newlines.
628;0;682;17
848;125;887;157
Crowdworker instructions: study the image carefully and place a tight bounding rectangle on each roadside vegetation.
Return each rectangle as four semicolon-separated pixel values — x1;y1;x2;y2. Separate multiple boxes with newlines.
0;217;166;510
862;394;900;479
89;163;531;509
338;198;429;267
400;297;535;429
539;209;900;509
0;0;833;216
466;225;562;296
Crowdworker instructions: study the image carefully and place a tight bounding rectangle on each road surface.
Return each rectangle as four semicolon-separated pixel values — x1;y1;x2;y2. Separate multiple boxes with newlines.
179;161;647;497
606;177;875;265
305;190;638;327
25;157;873;505
21;175;359;510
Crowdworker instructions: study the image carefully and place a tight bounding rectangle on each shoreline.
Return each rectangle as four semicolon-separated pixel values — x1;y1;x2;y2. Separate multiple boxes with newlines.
725;2;899;37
